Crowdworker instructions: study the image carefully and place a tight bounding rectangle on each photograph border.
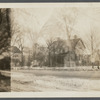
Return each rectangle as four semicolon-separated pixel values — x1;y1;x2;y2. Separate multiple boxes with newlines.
0;1;100;98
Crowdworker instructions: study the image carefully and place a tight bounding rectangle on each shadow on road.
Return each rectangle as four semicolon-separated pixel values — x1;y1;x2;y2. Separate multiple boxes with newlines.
0;73;11;92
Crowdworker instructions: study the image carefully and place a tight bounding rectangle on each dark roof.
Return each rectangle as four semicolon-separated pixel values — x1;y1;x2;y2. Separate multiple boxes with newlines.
64;38;85;49
58;38;85;55
10;46;21;53
71;38;80;49
70;38;85;49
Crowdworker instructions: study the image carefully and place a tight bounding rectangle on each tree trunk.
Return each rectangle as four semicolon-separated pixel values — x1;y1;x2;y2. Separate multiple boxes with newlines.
48;51;50;67
6;8;11;38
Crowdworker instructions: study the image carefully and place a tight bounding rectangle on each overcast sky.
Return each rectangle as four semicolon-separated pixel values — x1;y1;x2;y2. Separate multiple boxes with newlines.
11;6;100;54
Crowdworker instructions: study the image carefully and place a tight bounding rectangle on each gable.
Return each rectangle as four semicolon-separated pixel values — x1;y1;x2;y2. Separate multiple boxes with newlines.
71;39;80;49
75;40;86;55
10;46;21;53
76;40;85;49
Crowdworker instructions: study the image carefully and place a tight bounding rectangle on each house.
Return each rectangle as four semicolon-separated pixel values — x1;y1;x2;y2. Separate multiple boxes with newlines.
11;46;33;67
22;47;32;66
62;36;86;67
10;46;22;67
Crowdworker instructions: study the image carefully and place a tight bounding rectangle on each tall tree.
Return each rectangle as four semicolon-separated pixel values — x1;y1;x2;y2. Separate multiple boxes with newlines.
46;37;66;67
86;25;100;68
46;37;56;67
57;8;78;67
0;8;11;70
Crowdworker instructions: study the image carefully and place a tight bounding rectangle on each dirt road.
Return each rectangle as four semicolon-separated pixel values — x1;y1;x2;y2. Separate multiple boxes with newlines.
13;69;100;79
11;70;100;92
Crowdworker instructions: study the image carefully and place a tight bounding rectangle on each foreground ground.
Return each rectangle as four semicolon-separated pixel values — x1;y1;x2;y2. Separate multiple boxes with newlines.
11;69;100;92
0;74;10;92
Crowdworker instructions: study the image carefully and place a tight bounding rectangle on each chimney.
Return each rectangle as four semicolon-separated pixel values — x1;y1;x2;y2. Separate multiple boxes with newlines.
74;35;78;39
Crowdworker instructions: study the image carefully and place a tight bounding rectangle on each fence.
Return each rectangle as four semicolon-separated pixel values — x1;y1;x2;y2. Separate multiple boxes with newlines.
12;66;100;71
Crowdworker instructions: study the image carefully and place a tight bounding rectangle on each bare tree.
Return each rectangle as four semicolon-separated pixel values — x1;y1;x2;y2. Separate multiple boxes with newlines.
11;29;24;67
91;28;100;68
56;8;78;67
45;37;66;67
17;35;24;66
46;37;56;67
84;25;100;68
51;38;67;67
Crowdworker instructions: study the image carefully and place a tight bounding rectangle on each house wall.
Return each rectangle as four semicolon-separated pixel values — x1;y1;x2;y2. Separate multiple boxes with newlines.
64;61;76;67
64;52;76;67
23;54;30;66
11;53;22;67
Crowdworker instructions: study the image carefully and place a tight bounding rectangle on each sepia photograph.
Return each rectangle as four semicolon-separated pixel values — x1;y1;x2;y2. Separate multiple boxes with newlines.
0;3;100;96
